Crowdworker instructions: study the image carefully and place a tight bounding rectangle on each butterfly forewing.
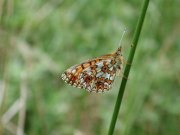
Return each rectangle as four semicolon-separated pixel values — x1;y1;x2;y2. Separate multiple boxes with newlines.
61;54;117;93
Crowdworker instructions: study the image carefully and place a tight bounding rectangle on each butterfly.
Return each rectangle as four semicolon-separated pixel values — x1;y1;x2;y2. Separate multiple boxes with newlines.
61;46;124;93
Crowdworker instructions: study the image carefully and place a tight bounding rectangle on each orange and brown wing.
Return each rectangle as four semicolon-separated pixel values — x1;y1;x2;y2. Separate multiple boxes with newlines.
61;54;117;93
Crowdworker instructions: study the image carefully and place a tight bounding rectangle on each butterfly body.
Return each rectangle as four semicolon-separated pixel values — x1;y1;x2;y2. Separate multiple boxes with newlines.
61;47;124;93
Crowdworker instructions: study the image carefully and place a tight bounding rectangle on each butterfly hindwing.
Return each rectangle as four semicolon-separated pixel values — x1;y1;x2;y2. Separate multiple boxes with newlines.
61;55;117;93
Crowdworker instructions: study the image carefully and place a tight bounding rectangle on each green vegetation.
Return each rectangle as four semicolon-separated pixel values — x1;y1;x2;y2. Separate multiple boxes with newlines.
0;0;179;135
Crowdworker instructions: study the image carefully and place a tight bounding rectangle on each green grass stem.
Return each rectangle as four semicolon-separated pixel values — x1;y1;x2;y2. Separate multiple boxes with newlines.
108;0;150;134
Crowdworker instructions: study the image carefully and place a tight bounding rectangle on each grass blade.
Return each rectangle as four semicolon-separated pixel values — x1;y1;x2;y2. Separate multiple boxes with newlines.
108;0;150;134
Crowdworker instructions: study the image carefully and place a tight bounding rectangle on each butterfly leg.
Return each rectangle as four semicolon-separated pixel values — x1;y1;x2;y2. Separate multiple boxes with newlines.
116;70;129;80
122;58;132;67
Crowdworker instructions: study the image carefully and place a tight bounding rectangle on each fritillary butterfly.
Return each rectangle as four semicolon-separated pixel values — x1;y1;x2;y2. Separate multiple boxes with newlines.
61;47;124;93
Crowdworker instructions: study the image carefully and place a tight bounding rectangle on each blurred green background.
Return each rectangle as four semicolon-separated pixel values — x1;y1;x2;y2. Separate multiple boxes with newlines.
0;0;180;135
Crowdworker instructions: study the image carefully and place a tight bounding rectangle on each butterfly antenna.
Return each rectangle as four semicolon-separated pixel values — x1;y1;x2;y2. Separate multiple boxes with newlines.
118;28;127;48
